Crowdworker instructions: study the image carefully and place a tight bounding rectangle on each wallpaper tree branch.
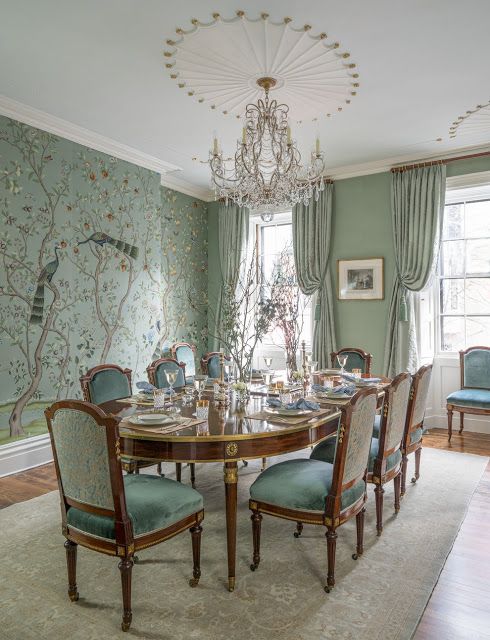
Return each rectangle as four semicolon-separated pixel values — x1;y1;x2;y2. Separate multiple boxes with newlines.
0;116;208;442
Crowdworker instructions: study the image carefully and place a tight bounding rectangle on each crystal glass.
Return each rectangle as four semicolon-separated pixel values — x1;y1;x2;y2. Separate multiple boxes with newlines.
263;356;273;369
263;371;273;386
154;388;167;409
279;391;292;407
196;399;209;421
352;368;362;379
309;361;318;373
336;354;348;375
166;370;178;410
323;378;334;390
193;374;208;401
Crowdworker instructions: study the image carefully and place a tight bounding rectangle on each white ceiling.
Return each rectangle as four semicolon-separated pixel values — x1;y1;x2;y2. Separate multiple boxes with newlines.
1;0;490;200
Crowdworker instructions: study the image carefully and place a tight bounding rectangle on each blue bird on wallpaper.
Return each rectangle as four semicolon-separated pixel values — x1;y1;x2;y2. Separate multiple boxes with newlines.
77;232;139;259
29;244;61;325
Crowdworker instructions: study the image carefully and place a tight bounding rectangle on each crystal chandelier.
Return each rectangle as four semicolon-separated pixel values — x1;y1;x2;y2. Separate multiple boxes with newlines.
209;77;326;212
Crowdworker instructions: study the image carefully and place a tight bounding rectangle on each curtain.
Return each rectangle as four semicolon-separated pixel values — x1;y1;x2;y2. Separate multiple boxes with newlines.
292;182;336;368
384;164;446;377
211;203;249;350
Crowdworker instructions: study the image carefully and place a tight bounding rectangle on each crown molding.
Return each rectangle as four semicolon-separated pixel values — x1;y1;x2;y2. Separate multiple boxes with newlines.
160;172;213;202
0;95;182;176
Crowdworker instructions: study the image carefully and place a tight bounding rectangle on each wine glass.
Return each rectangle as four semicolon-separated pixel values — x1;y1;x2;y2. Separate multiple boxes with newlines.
263;356;273;369
193;374;208;401
166;370;179;413
336;354;348;375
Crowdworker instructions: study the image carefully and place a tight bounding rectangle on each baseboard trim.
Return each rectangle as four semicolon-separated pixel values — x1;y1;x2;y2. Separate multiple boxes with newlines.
0;433;53;478
425;412;490;435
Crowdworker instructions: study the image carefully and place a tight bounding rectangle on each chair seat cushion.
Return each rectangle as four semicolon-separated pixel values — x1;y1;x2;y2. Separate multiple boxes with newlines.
67;475;203;540
250;458;365;512
447;388;490;409
311;436;401;473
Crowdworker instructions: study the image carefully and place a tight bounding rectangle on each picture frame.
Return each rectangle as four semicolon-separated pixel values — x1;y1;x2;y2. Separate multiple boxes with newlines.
337;257;384;300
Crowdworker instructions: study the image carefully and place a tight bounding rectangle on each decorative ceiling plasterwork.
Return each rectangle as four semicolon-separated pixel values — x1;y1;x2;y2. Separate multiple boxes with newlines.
163;11;359;122
449;101;490;142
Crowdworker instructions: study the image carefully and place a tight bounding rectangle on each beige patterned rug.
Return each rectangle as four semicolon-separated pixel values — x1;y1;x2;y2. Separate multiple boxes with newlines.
0;448;487;640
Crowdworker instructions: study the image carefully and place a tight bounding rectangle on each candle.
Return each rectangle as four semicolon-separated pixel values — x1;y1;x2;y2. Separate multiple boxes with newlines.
213;136;218;155
315;136;320;155
287;126;291;144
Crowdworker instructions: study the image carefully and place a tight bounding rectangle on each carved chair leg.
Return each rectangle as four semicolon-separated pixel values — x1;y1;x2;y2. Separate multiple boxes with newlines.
353;507;365;559
374;485;385;536
157;462;163;476
412;447;421;484
118;558;134;632
250;510;262;571
190;463;196;488
189;524;202;587
64;540;79;602
293;521;303;538
176;463;182;482
401;455;408;497
447;406;453;441
459;411;464;435
261;458;267;472
324;527;338;593
394;472;401;514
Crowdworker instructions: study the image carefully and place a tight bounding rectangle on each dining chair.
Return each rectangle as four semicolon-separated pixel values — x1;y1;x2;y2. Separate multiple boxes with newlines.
80;364;162;476
330;347;372;375
170;341;197;383
311;373;411;536
447;346;490;441
200;351;231;379
249;387;378;593
45;400;204;632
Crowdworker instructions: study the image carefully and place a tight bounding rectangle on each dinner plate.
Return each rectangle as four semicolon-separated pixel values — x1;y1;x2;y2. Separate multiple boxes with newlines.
265;407;312;416
318;392;354;400
316;369;340;375
130;413;173;425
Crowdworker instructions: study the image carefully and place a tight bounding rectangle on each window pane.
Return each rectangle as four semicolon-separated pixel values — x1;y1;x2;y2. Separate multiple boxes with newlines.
441;240;465;276
465;200;490;238
443;203;464;239
466;316;490;345
441;278;464;314
441;316;465;352
466;239;490;274
465;278;490;314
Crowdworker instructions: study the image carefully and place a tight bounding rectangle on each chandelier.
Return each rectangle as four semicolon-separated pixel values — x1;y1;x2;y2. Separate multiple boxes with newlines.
209;77;326;212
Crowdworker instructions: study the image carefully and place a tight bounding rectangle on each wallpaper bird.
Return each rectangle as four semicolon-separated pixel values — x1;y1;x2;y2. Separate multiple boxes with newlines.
77;232;139;259
29;245;61;325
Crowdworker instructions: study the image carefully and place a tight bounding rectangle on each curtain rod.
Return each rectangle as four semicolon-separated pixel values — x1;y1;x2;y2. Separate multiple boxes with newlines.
391;150;490;173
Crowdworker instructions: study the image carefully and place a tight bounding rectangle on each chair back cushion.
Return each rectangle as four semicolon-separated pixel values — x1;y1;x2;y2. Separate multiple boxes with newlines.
206;355;221;379
464;348;490;390
385;374;412;451
88;368;131;405
155;360;186;388
175;344;196;378
410;365;432;428
50;407;114;511
341;392;378;486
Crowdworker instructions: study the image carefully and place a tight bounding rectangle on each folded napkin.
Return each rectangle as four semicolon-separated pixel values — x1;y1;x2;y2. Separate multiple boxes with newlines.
341;373;382;384
312;383;329;393
136;381;156;394
329;384;356;395
267;398;320;411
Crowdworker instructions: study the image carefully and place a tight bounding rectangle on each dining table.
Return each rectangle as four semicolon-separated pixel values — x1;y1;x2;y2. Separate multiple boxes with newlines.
100;377;388;592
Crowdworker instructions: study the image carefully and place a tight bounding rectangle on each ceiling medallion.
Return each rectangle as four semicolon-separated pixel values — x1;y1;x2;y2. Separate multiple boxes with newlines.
163;11;359;122
449;101;490;141
209;76;325;211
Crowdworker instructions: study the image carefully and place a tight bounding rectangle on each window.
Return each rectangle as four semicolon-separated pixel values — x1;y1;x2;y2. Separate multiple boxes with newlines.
439;197;490;352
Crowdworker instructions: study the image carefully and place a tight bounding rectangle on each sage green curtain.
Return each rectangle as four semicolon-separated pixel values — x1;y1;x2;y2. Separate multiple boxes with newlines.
211;203;249;350
292;182;336;368
384;165;446;377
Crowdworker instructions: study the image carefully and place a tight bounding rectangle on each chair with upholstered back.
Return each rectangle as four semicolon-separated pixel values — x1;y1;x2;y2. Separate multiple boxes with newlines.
170;342;196;382
200;352;231;379
249;388;378;593
447;346;490;441
401;364;432;496
147;357;186;389
80;364;132;405
45;400;204;632
330;347;372;375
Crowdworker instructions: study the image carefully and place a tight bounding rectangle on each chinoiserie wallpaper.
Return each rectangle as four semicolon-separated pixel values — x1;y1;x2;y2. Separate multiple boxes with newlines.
0;116;208;443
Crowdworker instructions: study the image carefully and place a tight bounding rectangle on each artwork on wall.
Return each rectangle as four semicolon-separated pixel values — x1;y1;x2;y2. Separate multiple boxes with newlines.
0;116;208;445
337;257;384;300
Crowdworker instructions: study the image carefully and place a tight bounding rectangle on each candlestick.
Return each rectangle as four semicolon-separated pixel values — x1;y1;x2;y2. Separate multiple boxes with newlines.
213;137;219;155
315;136;320;155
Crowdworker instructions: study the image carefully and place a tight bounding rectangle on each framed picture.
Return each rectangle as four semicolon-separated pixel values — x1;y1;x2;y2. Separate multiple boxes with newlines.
337;258;384;300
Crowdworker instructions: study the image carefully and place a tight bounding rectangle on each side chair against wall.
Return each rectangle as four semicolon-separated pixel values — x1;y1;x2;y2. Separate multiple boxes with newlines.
146;357;191;486
200;351;231;378
400;364;433;496
330;347;373;375
45;400;204;632
248;388;378;593
170;342;197;383
311;372;411;536
80;364;162;476
447;346;490;442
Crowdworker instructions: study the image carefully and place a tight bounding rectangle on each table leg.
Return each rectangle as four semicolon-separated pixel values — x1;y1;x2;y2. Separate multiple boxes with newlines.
224;461;238;592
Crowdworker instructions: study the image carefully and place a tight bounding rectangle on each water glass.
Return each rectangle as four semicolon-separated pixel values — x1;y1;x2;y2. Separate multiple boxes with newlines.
323;378;334;390
279;391;292;407
352;368;362;379
196;399;209;421
263;371;273;386
154;388;167;409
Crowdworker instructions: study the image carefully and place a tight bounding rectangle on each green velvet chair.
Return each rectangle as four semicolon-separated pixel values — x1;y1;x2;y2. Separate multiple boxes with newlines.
45;400;204;632
330;347;372;375
311;372;411;536
171;342;196;383
200;351;231;379
249;387;378;593
447;346;490;441
80;365;162;476
146;357;186;389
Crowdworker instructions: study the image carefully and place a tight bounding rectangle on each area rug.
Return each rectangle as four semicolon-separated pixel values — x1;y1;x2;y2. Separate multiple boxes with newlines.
0;448;487;640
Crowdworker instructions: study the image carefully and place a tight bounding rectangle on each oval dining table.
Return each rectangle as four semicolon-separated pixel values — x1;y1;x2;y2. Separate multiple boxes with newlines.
99;390;345;592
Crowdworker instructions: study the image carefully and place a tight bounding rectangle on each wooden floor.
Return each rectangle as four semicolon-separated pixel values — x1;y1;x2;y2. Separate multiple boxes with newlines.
1;428;489;638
